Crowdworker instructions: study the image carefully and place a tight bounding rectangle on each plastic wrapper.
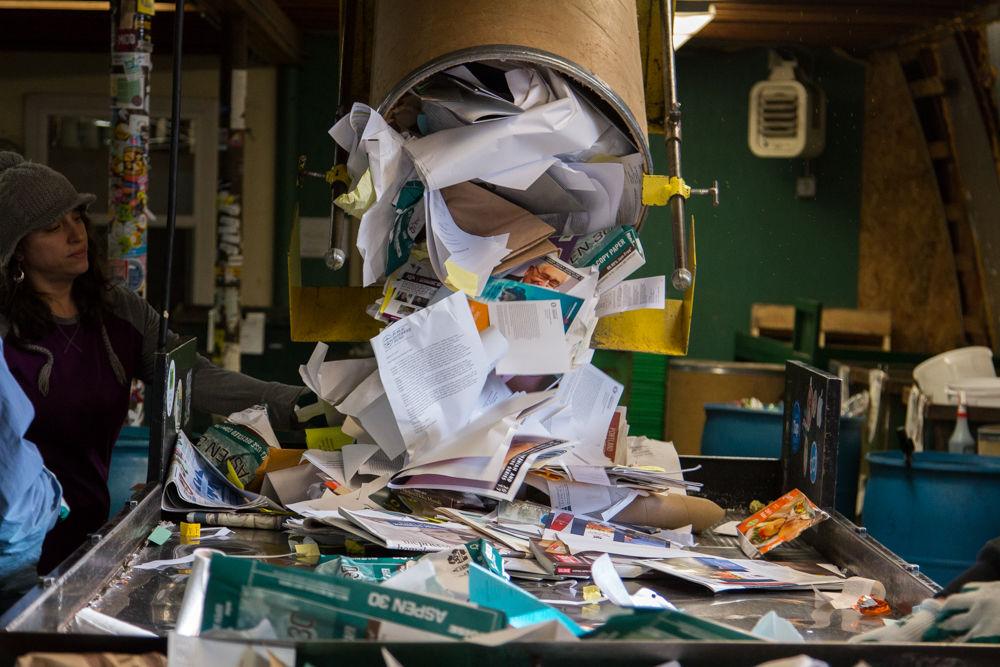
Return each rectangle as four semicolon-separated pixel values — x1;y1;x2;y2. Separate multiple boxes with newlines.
737;489;829;558
314;556;413;583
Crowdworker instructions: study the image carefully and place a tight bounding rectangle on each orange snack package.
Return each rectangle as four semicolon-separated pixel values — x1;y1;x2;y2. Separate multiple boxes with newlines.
737;488;829;558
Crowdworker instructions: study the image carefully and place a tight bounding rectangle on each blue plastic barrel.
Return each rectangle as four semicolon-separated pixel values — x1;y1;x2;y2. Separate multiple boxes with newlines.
862;451;1000;586
700;404;862;519
107;425;150;518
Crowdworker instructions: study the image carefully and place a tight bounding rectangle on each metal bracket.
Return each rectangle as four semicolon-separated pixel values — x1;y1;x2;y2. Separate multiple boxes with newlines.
297;156;349;188
642;174;691;206
642;175;720;207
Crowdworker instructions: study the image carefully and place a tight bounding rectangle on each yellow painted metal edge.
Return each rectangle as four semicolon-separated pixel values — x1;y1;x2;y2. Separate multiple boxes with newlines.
591;217;696;355
287;209;384;343
288;210;696;351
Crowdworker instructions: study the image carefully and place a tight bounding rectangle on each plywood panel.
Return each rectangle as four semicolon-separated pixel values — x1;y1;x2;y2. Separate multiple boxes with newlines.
858;51;964;353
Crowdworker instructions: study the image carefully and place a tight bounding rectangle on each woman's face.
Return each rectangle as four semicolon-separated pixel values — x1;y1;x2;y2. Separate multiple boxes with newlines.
19;209;89;285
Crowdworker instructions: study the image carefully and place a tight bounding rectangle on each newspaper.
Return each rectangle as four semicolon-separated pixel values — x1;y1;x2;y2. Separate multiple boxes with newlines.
641;555;846;593
337;509;484;552
162;432;281;512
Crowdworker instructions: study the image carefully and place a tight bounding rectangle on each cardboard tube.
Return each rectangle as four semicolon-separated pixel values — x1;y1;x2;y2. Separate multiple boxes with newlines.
614;493;725;533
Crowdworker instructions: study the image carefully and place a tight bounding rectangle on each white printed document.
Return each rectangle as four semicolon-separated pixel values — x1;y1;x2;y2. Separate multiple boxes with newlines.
595;276;666;318
373;291;490;457
488;300;571;375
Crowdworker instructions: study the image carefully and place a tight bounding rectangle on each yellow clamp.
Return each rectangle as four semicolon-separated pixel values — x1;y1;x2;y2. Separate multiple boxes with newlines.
641;174;691;206
325;164;350;186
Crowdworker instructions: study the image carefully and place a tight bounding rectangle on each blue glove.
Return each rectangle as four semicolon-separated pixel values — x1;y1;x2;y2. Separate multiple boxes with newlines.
925;581;1000;643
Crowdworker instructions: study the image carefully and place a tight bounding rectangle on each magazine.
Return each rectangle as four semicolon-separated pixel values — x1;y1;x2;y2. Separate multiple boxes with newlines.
478;278;583;330
529;538;646;579
503;254;587;294
391;436;573;502
642;554;845;593
162;432;281;512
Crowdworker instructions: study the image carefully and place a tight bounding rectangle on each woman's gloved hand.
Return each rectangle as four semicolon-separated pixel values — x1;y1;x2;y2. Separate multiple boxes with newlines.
848;598;942;643
924;581;1000;643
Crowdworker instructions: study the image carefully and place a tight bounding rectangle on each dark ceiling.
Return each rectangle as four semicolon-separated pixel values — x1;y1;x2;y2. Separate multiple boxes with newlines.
0;0;994;60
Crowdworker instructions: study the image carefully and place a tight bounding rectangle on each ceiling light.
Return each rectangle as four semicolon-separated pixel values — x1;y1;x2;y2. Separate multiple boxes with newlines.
674;2;716;49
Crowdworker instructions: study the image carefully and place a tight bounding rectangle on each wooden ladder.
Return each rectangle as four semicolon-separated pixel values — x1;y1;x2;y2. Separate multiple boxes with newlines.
898;39;996;349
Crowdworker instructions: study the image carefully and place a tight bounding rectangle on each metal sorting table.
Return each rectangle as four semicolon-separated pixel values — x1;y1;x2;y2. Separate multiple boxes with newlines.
3;457;999;666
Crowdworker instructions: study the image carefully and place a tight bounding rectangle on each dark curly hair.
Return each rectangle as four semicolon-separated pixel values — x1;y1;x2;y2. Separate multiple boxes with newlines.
0;208;114;341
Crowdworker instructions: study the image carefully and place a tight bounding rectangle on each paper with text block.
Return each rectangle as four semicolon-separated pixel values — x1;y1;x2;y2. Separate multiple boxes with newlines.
596;276;666;318
488;300;571;375
373;291;490;457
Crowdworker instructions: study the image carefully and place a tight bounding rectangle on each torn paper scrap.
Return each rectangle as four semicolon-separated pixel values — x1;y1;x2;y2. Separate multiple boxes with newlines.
595;276;666;318
488;300;571;375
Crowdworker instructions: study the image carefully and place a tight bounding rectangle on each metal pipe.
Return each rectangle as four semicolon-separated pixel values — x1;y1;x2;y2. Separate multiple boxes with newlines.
325;0;356;272
659;0;692;292
157;0;185;350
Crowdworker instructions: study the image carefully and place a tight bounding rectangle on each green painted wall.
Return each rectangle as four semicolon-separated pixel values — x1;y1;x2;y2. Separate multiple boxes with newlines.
607;48;865;438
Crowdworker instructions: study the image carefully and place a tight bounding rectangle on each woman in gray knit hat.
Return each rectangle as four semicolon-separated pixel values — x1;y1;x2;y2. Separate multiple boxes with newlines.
0;153;307;573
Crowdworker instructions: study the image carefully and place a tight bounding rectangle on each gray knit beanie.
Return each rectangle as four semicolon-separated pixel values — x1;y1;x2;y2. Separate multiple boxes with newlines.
0;152;96;272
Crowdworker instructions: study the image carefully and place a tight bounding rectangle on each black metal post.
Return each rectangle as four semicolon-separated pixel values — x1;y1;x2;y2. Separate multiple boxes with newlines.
659;0;692;292
157;0;185;349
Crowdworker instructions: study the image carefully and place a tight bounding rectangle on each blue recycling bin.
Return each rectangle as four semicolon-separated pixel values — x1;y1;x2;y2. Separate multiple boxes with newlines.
700;404;862;519
862;450;1000;586
107;425;150;519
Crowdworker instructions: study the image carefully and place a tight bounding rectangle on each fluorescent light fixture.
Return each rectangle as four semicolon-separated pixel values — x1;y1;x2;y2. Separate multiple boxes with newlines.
674;2;716;49
0;1;191;10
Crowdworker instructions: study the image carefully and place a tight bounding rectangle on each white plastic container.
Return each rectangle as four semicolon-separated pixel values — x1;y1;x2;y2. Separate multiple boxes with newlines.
913;346;996;404
946;378;1000;408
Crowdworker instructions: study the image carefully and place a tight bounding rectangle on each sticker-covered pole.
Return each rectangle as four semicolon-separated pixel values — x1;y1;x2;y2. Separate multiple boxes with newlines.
210;13;248;371
109;0;153;296
110;0;154;424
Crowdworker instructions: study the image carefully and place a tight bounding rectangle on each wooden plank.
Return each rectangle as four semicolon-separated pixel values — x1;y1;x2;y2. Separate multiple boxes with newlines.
945;202;965;222
750;304;891;349
938;35;1000;352
200;0;302;63
909;76;946;98
858;51;965;353
751;303;794;332
823;308;892;337
927;140;951;160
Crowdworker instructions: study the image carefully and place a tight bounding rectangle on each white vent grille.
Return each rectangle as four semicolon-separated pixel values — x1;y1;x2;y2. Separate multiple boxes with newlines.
758;86;800;139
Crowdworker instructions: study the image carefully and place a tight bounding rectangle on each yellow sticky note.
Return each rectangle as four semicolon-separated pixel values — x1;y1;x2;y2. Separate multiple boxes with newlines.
137;0;155;15
443;259;483;296
334;170;376;218
305;427;354;452
379;284;397;316
225;460;245;489
583;585;602;602
295;542;320;559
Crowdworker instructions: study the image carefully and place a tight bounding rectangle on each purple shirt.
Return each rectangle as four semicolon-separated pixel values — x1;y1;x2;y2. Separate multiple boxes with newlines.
1;285;303;574
3;312;141;572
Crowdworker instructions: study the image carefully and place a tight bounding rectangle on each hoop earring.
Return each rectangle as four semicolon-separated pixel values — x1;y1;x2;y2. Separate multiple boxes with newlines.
13;265;25;284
